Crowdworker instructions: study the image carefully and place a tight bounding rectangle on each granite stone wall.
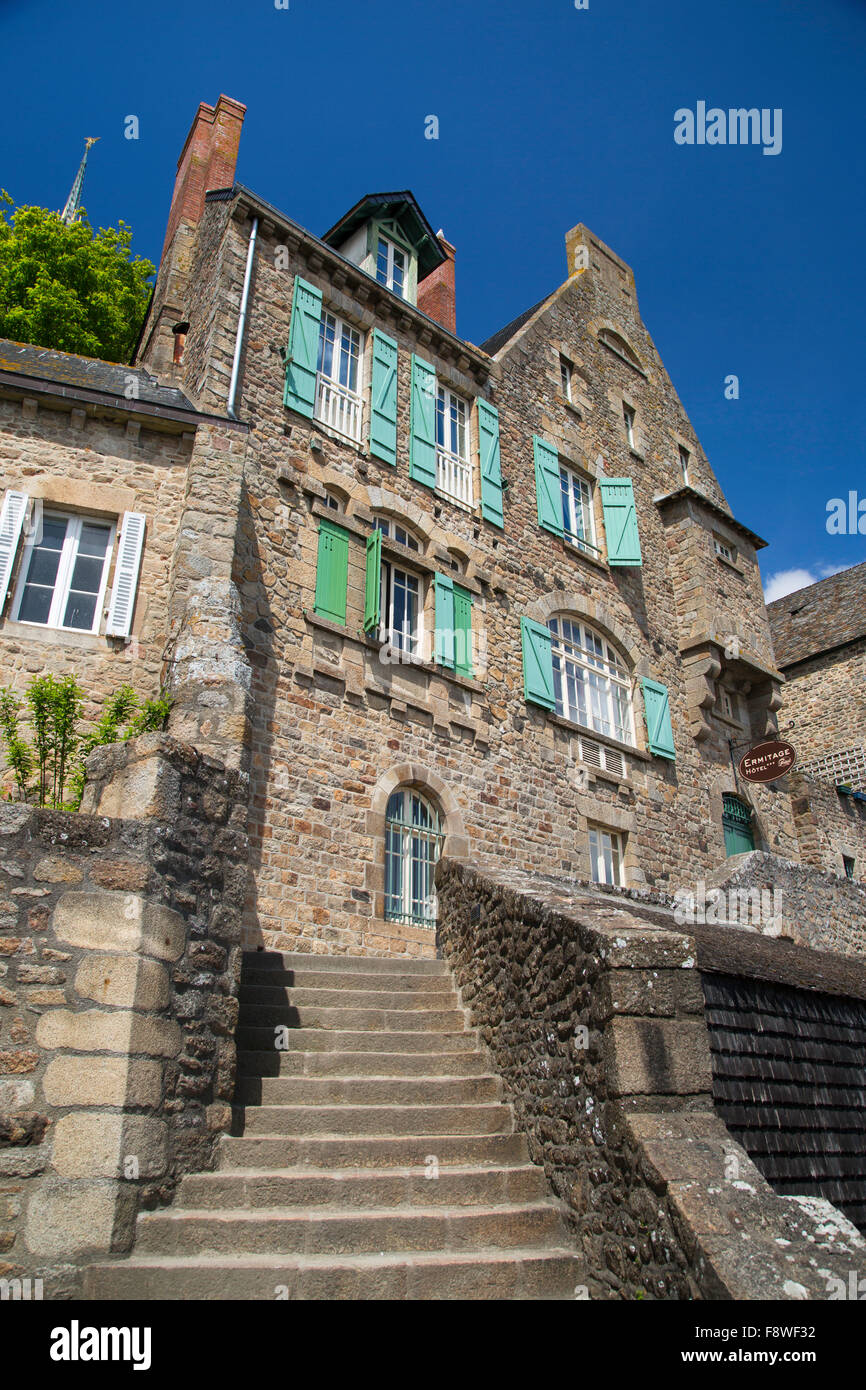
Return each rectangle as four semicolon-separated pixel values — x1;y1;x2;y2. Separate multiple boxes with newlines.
436;857;866;1300
0;735;248;1297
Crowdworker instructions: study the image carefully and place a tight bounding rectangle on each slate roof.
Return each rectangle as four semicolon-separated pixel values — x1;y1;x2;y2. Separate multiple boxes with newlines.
0;338;198;413
480;289;557;357
702;971;866;1232
767;561;866;668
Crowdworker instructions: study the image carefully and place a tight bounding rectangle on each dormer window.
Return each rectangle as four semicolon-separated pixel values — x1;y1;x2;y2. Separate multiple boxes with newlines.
376;236;407;298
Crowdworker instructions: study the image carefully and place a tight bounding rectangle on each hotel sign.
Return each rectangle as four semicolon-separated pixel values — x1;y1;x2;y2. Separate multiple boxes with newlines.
738;739;797;784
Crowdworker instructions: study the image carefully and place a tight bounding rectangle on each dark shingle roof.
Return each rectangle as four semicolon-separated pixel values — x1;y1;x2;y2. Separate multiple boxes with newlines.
0;339;197;412
702;971;866;1232
767;561;866;667
480;289;557;357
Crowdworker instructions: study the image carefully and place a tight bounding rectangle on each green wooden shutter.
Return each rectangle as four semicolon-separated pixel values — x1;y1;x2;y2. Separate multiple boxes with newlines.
641;678;676;759
521;617;555;710
453;584;473;678
434;573;455;668
313;519;349;625
284;275;323;418
370;330;398;466
600;478;642;566
364;528;382;632
409;355;437;489
533;436;563;537
478;400;504;529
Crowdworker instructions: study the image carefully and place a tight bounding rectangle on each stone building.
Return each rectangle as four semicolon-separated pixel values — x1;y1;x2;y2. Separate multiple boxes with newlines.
2;93;864;957
1;94;866;1299
768;563;866;880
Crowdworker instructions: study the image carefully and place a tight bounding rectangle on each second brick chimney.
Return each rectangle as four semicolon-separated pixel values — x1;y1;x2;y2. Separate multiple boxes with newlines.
136;95;245;380
418;233;456;335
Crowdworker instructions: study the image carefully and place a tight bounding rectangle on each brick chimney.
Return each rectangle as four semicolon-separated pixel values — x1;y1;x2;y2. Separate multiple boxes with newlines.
418;233;456;334
136;95;245;378
162;95;246;259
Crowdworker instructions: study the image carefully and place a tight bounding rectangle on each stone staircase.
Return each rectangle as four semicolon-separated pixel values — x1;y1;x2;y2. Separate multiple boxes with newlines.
85;950;584;1300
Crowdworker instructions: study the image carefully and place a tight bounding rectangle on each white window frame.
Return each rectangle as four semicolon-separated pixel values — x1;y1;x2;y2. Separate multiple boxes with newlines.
12;509;116;635
435;383;473;507
623;402;636;449
559;354;573;402
375;234;408;299
315;310;364;443
549;616;634;746
384;788;443;925
714;536;736;564
589;825;625;887
369;517;420;552
380;558;423;657
559;464;599;557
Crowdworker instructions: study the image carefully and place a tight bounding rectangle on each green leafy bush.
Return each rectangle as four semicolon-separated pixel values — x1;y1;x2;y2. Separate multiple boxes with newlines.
0;676;172;811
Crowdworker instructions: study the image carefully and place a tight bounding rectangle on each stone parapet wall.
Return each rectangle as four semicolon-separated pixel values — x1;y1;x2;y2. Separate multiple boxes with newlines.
435;858;866;1300
0;735;249;1296
788;770;866;877
708;846;866;959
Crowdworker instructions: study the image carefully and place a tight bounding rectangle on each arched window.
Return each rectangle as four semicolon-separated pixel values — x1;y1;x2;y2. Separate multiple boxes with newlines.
722;794;754;856
549;617;633;745
384;789;443;926
598;327;642;371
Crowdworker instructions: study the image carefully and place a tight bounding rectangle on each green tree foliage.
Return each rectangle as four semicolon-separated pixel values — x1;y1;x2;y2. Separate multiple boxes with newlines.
0;191;154;362
0;676;172;811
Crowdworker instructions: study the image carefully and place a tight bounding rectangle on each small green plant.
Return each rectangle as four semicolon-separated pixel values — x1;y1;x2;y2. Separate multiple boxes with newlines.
0;676;172;811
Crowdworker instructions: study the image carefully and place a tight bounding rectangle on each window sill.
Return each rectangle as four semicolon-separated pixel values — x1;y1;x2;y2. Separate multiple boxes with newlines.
559;395;583;421
361;632;479;692
559;536;608;573
714;554;746;577
0;619;111;651
548;712;651;762
434;488;475;516
303;611;482;695
311;419;366;455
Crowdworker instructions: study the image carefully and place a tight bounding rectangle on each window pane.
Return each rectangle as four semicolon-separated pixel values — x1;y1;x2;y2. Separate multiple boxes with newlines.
67;554;104;595
77;523;110;559
63;591;98;631
18;583;54;625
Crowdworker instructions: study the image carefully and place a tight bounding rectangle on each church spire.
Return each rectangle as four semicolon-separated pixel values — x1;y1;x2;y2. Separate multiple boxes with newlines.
60;137;100;225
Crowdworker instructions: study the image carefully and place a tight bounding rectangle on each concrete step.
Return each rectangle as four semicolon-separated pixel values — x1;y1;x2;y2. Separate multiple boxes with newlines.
134;1202;565;1257
234;1075;502;1107
242;969;456;994
244;951;449;977
217;1132;531;1170
235;1027;480;1055
178;1163;549;1211
238;1049;491;1078
239;985;459;1011
84;1247;585;1300
237;1102;514;1138
237;1004;466;1032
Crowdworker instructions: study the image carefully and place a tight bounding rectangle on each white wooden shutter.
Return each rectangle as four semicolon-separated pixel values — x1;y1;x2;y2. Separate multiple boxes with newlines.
0;490;29;612
106;511;146;638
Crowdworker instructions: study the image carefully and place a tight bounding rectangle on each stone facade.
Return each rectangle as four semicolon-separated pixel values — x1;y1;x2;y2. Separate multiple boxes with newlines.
0;737;248;1296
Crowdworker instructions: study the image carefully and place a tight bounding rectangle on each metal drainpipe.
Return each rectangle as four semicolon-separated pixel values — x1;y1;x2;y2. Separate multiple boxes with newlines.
226;215;259;419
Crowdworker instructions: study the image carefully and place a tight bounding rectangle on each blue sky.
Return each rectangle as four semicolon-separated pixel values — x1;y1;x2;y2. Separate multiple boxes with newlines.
2;0;864;597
